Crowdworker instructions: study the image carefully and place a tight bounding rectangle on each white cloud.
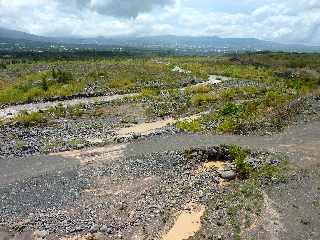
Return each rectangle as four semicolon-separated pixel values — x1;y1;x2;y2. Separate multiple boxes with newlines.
0;0;319;45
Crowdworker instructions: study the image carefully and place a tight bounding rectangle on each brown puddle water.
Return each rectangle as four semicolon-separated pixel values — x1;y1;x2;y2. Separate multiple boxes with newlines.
117;113;203;137
50;144;126;165
162;203;205;240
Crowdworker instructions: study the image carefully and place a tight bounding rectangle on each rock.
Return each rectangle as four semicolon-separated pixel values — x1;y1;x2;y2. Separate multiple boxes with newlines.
89;224;100;233
132;133;141;139
100;225;113;234
94;232;106;240
245;157;260;170
219;170;236;180
300;218;311;225
33;230;49;239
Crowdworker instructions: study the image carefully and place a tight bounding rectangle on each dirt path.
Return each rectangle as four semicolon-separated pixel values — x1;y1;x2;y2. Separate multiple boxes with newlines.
0;121;319;239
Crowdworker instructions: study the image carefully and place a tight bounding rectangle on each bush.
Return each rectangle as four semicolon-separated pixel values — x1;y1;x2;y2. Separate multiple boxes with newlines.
219;88;237;101
191;93;217;107
40;76;49;91
187;84;211;94
217;119;237;133
0;63;6;69
218;102;241;116
139;88;160;98
176;119;202;132
52;69;73;84
14;111;48;126
228;145;251;178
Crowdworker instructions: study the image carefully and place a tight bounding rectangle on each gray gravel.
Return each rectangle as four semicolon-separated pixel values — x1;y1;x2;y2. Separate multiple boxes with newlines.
0;147;235;239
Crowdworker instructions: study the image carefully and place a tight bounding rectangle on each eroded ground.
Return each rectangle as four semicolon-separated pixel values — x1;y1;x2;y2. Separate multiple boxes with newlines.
1;54;320;240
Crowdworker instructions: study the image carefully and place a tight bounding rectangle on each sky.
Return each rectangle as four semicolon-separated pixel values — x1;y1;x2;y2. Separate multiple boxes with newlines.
0;0;320;45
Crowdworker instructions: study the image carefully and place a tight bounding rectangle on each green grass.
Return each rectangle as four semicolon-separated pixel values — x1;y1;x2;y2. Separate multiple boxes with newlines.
14;111;48;126
1;54;319;133
0;70;85;104
313;200;320;209
228;144;252;178
176;119;202;132
0;58;191;105
8;103;91;126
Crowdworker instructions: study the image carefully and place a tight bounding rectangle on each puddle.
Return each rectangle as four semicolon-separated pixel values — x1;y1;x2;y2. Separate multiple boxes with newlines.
116;113;203;137
162;203;205;240
0;93;137;119
50;144;126;165
196;161;226;175
117;118;176;136
203;161;226;170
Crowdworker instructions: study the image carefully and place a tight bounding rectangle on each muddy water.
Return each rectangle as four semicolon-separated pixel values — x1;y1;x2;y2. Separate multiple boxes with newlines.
0;93;137;119
116;113;204;137
50;144;126;166
162;203;205;240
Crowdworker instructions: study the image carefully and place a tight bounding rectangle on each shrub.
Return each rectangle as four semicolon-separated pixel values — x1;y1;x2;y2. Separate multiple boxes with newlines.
187;84;211;94
218;102;242;116
176;119;202;133
14;111;48;126
40;76;49;91
219;88;237;101
0;63;6;69
139;88;160;98
191;93;217;107
52;69;73;84
217;119;237;133
228;144;251;178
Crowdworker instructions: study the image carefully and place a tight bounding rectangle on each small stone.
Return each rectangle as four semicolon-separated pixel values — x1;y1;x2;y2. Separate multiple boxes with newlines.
94;232;105;240
100;225;113;234
300;218;311;225
33;230;49;239
90;224;100;233
220;170;236;180
132;133;141;139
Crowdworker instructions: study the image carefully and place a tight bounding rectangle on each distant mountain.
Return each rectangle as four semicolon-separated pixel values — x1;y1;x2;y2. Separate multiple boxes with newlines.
0;27;319;53
0;27;51;42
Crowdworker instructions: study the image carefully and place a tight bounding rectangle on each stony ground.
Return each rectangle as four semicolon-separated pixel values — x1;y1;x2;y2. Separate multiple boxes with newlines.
0;118;319;239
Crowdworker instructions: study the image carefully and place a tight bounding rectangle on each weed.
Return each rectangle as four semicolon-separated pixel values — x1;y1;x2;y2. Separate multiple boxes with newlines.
176;119;202;132
313;200;320;209
217;119;237;133
52;69;73;84
191;93;217;107
13;224;26;232
14;111;48;126
68;138;83;148
228;145;252;178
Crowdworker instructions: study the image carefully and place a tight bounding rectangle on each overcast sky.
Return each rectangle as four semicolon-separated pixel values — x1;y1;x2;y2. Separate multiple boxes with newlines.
0;0;319;45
